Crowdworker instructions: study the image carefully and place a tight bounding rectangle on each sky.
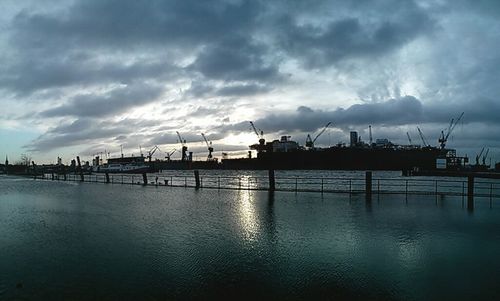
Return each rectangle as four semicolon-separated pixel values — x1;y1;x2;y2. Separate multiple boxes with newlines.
1;0;500;165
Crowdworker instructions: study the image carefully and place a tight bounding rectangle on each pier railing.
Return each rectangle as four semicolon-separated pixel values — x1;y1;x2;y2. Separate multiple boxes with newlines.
37;172;500;202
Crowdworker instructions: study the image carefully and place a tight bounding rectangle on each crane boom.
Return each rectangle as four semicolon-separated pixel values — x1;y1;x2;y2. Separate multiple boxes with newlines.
201;133;210;148
176;131;189;161
482;148;490;165
369;125;373;145
250;121;259;137
165;148;176;161
439;112;464;149
306;122;332;148
476;147;485;165
176;131;185;147
446;112;464;140
417;127;429;147
147;145;160;162
313;122;332;143
249;121;263;139
201;133;214;161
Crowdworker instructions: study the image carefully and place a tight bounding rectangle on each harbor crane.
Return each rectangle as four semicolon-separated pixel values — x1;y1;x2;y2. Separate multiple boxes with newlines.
476;147;485;165
306;122;332;148
417;127;430;147
147;145;160;162
406;132;413;145
438;112;464;149
369;125;373;146
249;121;264;141
249;121;266;153
176;131;189;161
201;133;214;161
165;149;176;161
482;148;490;166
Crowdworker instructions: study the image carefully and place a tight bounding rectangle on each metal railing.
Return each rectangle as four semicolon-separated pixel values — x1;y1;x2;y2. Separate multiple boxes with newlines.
36;172;500;201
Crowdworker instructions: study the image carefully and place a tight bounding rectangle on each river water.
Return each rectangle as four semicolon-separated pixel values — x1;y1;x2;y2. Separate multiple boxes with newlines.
1;174;500;300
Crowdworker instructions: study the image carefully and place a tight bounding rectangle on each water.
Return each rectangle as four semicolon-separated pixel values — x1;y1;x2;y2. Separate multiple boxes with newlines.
1;174;500;300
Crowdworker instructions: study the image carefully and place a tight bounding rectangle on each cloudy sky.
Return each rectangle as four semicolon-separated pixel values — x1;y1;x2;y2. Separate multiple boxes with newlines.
1;0;500;164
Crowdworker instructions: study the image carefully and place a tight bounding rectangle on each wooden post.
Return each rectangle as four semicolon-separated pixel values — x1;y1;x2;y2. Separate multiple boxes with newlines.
194;170;200;188
76;156;84;182
365;171;372;202
269;170;275;191
142;173;148;186
467;175;474;211
105;172;110;183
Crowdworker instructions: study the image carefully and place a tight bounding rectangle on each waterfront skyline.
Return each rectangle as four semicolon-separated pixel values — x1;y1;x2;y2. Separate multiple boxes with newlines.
1;0;500;164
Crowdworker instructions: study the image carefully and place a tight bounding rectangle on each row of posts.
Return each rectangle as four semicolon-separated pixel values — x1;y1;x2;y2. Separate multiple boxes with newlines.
365;171;475;211
42;168;478;210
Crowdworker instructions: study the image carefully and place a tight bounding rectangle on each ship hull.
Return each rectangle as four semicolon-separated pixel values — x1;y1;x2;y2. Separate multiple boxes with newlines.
222;148;445;171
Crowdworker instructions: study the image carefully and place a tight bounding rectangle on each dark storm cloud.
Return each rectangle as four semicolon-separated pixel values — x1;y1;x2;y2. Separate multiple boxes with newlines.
11;0;260;49
2;0;433;96
40;83;164;118
188;36;281;83
3;0;267;94
276;1;433;68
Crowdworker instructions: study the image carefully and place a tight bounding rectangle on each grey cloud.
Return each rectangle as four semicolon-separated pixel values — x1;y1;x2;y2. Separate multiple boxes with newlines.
276;2;433;68
11;0;260;49
189;36;281;83
1;57;179;95
41;83;164;118
4;0;264;95
27;118;158;152
252;96;425;133
184;81;216;99
216;83;271;97
223;96;500;136
190;106;220;117
185;81;272;99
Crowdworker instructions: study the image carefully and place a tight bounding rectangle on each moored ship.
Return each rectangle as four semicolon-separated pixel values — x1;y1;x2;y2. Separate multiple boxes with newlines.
221;133;467;171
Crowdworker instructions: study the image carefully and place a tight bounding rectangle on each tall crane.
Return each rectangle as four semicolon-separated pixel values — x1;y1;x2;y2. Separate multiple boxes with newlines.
482;148;490;166
417;127;430;147
475;147;485;165
406;132;413;145
249;121;266;152
201;133;214;161
165;149;176;161
306;122;332;148
147;145;160;162
438;112;464;149
249;121;264;141
176;131;188;161
369;125;373;146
